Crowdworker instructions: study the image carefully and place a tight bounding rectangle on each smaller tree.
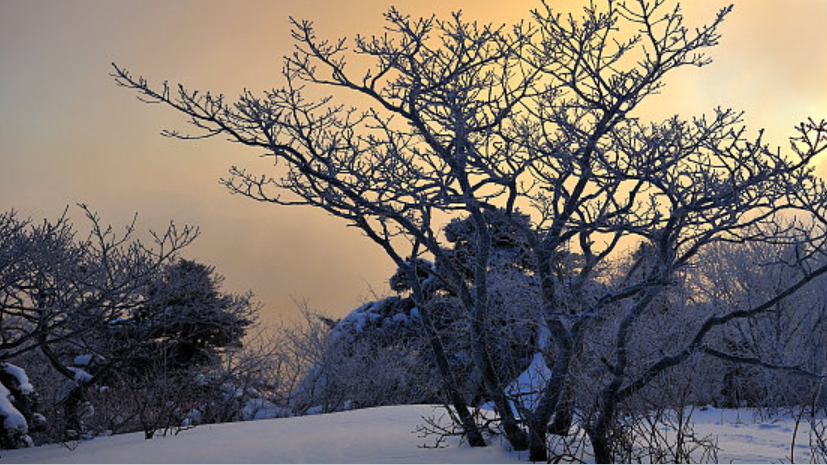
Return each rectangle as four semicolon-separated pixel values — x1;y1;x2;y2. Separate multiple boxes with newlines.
689;240;827;409
107;259;254;375
55;258;256;440
0;206;266;445
1;206;198;446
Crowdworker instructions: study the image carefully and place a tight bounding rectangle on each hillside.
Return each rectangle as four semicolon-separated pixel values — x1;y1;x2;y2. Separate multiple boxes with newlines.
1;404;823;463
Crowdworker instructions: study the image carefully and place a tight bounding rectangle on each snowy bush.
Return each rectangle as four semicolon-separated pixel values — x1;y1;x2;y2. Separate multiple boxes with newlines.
0;363;42;449
291;214;544;414
0;381;30;449
288;301;440;414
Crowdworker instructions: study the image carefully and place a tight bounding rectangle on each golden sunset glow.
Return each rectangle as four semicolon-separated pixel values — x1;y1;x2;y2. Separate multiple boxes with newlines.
1;0;825;325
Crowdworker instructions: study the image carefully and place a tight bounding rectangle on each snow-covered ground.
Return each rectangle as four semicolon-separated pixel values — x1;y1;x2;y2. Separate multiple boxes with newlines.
653;407;822;464
0;405;823;463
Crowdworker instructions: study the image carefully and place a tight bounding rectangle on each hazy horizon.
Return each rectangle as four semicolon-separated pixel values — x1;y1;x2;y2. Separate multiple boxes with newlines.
2;0;825;327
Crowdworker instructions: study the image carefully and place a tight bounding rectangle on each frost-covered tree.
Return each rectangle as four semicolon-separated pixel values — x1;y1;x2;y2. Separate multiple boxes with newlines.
688;240;827;408
0;206;198;446
0;206;198;365
0;207;262;445
60;258;257;439
114;0;827;460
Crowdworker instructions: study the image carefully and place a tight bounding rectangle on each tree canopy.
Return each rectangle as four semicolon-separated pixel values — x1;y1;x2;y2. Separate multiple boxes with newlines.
113;0;827;461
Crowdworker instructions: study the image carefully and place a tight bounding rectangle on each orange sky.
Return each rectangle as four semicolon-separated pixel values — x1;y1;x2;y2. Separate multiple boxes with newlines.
1;0;825;326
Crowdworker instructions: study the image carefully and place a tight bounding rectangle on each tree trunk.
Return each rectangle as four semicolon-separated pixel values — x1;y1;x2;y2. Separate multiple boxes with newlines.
38;341;88;441
466;209;528;451
423;309;486;447
589;387;619;464
548;392;573;436
525;320;575;459
589;426;614;464
528;418;550;461
472;344;528;450
411;286;485;447
62;385;84;441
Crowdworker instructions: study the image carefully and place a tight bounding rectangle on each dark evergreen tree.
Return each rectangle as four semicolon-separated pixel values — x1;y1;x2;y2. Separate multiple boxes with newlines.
108;259;254;375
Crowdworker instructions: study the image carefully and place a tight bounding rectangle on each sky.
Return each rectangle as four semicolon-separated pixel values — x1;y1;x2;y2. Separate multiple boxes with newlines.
1;0;825;327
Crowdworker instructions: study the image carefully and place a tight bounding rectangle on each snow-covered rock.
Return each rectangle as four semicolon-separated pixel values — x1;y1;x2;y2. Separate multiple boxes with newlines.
0;381;32;449
241;399;290;421
1;364;34;395
0;363;40;449
0;383;27;433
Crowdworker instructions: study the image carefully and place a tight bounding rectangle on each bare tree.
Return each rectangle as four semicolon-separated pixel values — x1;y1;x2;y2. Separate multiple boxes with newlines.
113;0;827;461
0;206;198;444
0;206;198;363
505;2;827;459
